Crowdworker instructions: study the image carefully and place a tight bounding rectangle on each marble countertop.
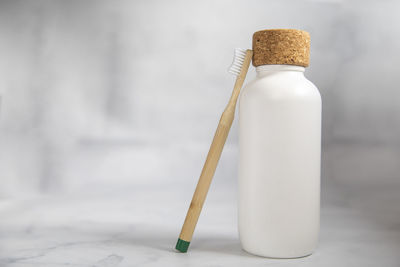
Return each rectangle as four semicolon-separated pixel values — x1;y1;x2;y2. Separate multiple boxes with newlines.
0;184;399;267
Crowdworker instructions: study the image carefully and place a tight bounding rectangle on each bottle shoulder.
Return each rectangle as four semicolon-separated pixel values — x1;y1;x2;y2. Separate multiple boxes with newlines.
241;73;321;102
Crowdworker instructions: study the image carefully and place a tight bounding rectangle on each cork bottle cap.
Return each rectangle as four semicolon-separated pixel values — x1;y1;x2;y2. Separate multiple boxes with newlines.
252;29;310;67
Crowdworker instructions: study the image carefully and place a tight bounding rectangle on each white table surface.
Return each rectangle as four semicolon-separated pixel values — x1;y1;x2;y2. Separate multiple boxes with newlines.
0;183;399;267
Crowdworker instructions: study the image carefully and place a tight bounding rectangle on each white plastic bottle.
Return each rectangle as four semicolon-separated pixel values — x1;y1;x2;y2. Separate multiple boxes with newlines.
238;29;321;258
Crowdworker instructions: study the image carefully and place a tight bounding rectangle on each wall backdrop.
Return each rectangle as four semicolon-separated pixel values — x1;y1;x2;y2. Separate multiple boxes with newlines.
0;0;399;234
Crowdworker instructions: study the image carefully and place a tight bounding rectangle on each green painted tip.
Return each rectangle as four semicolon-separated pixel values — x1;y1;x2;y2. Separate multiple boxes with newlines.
175;238;190;252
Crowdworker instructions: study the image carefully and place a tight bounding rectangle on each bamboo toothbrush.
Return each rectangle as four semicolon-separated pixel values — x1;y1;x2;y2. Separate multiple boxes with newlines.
176;49;253;253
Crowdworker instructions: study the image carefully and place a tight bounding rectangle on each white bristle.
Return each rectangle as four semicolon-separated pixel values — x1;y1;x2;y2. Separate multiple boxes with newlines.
228;48;247;76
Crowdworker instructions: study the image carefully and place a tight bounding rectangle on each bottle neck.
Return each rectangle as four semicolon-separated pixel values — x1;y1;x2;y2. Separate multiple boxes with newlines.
256;64;305;78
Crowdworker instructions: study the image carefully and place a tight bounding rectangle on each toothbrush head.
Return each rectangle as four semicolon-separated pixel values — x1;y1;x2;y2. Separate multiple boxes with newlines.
228;48;247;76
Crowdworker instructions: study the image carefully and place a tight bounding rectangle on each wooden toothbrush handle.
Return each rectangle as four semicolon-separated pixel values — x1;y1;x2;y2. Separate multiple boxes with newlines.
179;108;234;241
176;50;253;252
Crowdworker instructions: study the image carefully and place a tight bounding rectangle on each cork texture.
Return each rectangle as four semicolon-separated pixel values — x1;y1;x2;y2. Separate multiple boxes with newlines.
252;29;310;67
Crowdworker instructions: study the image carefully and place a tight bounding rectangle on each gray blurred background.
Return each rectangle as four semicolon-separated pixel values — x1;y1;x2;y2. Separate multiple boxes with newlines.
0;0;399;243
